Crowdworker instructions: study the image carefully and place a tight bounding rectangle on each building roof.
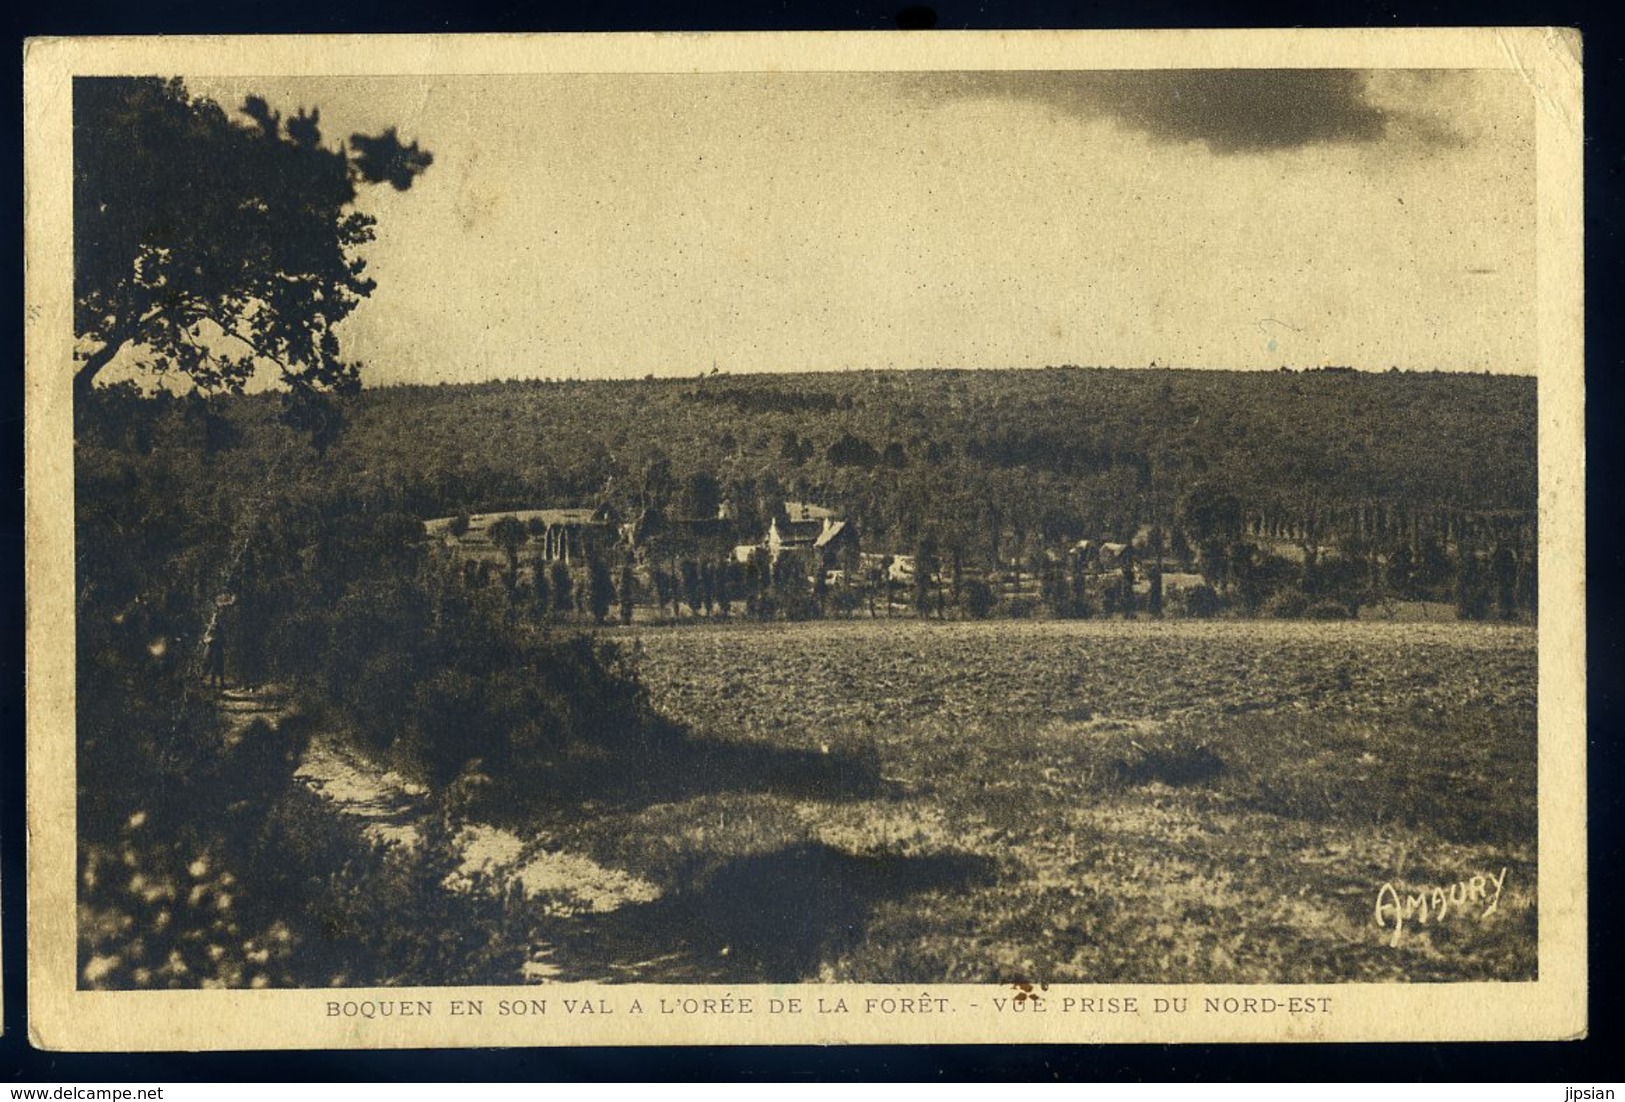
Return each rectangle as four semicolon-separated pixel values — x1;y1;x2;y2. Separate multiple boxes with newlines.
522;508;605;527
814;520;852;549
784;501;837;523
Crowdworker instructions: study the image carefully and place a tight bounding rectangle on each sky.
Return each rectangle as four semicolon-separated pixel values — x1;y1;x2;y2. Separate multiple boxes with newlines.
184;68;1535;384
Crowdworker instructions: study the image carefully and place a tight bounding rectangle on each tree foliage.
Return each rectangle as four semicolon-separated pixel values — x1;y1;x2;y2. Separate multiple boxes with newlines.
73;78;431;411
486;516;528;584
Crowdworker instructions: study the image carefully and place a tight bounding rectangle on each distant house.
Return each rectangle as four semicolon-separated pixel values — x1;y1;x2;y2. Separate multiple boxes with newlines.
1098;542;1133;571
1069;539;1134;572
767;501;859;564
426;504;619;564
858;552;915;583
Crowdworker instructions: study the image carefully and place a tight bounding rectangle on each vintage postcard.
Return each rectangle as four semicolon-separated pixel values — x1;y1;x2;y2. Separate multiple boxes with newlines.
24;29;1585;1050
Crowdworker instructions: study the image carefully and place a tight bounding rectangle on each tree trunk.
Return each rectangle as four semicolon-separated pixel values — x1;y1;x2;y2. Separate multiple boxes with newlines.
73;339;128;405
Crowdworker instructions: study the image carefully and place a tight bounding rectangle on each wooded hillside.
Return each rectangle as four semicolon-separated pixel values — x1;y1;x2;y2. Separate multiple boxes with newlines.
304;365;1535;557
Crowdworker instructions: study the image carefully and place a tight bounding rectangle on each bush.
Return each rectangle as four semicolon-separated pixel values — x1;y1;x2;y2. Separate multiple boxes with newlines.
1055;592;1095;619
829;588;864;618
1263;587;1310;619
1182;584;1222;619
252;788;532;986
1305;599;1350;621
1005;597;1037;619
961;579;995;619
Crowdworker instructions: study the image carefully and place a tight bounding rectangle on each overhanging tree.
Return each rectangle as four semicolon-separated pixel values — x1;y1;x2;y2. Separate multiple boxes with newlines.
73;78;432;417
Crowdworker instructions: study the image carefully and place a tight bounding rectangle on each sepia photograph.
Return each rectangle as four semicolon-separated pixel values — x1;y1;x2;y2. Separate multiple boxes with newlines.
24;31;1585;1048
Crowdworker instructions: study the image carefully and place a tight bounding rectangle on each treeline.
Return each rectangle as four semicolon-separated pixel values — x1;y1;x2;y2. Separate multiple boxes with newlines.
452;519;1533;627
687;384;848;416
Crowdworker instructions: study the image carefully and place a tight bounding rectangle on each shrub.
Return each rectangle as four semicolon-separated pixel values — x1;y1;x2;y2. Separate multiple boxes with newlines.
252;788;532;986
829;588;864;618
1305;599;1350;621
1182;584;1222;619
1263;587;1310;619
1005;597;1037;619
961;579;995;619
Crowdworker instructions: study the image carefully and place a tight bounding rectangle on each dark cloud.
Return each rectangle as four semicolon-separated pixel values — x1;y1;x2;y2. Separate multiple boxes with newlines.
895;70;1393;154
1092;70;1388;152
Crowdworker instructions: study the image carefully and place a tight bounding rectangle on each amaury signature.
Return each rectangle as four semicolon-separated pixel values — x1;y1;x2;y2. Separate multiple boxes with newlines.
1373;867;1507;947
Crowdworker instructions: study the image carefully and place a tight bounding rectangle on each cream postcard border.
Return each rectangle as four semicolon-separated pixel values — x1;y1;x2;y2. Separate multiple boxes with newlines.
23;28;1586;1050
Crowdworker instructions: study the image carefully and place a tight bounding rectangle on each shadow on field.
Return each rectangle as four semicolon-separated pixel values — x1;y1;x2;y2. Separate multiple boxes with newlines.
674;738;889;801
480;729;891;827
547;842;997;983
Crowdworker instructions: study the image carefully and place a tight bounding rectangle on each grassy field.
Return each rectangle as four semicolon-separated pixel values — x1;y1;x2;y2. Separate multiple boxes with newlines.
525;618;1537;985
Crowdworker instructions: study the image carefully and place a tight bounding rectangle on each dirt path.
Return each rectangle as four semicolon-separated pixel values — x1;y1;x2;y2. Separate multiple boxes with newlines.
216;684;293;748
294;735;428;849
278;713;661;981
